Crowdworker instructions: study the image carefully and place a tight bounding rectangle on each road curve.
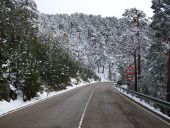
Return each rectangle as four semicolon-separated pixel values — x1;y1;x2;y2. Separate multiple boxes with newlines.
0;82;170;128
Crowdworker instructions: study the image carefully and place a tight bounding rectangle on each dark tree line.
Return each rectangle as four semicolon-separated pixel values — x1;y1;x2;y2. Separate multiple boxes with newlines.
0;0;98;102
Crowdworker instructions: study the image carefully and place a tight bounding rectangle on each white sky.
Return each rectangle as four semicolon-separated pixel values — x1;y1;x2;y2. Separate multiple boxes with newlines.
35;0;153;18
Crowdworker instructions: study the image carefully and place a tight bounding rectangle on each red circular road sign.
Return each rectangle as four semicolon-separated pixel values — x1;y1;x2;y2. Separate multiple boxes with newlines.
125;66;135;81
125;72;134;81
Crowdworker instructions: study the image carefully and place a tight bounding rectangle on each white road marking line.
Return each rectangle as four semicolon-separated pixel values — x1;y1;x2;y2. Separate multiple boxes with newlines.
114;88;170;126
0;84;92;118
78;85;98;128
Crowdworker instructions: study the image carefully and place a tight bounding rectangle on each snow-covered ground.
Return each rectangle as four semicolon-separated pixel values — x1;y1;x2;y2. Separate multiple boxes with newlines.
95;67;110;81
120;84;128;89
95;65;120;81
0;79;96;117
115;85;170;120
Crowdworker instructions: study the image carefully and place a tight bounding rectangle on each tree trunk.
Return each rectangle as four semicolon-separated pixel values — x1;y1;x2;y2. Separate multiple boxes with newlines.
167;51;170;102
134;49;137;92
97;62;100;73
137;30;141;80
102;65;104;73
7;61;11;81
138;53;141;80
108;64;111;80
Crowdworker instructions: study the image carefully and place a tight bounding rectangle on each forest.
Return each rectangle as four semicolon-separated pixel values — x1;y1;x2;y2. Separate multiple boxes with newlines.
0;0;170;102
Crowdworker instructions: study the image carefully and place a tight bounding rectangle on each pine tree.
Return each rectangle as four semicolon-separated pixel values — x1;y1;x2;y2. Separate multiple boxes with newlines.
151;0;170;101
120;8;150;91
0;0;15;101
140;40;167;99
151;0;170;40
2;0;41;101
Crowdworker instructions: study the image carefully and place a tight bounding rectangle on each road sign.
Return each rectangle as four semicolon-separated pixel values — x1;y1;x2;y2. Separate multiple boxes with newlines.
125;66;135;81
126;73;134;81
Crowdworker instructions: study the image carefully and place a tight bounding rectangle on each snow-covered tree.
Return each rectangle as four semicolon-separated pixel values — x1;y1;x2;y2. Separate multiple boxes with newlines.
143;40;167;99
150;0;170;101
116;8;152;91
0;0;15;101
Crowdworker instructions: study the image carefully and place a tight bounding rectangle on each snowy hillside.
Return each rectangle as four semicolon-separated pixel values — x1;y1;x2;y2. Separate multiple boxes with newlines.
38;13;121;80
38;12;151;81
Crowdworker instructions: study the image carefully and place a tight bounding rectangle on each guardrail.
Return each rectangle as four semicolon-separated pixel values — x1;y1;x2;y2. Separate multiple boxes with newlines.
115;85;170;117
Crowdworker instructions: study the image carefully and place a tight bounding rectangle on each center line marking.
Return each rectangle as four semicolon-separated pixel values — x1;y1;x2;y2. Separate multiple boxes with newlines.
78;85;98;128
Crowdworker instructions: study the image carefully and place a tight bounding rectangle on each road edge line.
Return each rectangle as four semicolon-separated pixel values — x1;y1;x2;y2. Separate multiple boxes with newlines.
114;87;170;126
78;85;98;128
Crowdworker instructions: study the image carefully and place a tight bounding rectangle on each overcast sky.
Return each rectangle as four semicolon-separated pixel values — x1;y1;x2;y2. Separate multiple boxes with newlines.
35;0;153;18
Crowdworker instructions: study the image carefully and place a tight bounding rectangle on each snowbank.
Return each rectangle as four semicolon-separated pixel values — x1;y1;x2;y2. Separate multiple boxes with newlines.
0;80;95;117
120;85;128;89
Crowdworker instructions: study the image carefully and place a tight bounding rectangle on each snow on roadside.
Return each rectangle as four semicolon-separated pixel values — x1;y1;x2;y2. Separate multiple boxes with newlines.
115;86;170;120
0;80;95;116
120;85;128;89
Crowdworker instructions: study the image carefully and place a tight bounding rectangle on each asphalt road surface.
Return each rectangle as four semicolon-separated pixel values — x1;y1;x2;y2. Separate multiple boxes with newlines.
0;82;170;128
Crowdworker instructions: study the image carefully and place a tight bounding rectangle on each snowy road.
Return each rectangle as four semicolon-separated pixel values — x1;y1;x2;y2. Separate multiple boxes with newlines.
0;82;170;128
